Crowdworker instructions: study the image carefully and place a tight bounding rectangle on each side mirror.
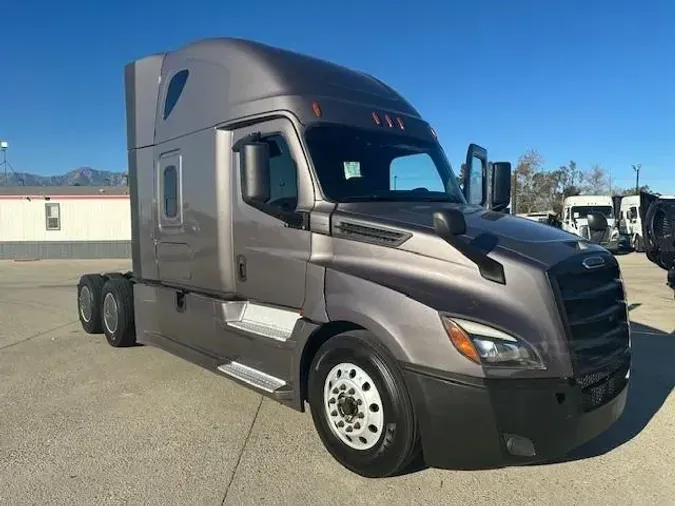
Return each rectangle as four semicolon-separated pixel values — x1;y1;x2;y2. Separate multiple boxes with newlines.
433;209;467;239
490;162;511;212
463;143;488;206
241;142;270;205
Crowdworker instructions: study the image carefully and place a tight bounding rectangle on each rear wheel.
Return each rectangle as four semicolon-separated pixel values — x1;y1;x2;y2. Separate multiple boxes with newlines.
307;330;420;478
100;277;136;347
77;274;107;334
632;234;644;253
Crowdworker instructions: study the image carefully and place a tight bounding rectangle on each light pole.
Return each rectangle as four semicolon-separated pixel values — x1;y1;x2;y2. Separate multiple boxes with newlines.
1;141;8;187
632;164;641;195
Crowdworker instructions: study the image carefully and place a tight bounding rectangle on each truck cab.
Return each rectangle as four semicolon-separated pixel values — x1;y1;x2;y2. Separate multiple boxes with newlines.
562;195;620;252
76;37;631;478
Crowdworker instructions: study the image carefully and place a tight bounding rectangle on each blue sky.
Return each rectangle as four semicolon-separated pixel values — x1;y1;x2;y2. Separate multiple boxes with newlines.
1;0;673;193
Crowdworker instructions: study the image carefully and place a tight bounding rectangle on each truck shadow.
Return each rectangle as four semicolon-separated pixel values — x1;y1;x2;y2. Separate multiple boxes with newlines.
546;320;674;465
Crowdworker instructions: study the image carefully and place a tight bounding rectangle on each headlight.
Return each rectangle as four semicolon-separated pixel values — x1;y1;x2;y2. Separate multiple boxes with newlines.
440;315;545;369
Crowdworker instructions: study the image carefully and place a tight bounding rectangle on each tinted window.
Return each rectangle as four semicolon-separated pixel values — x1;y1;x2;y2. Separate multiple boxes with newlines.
45;202;61;230
264;135;298;211
304;124;464;203
571;206;613;219
390;153;445;192
163;165;178;218
163;70;189;120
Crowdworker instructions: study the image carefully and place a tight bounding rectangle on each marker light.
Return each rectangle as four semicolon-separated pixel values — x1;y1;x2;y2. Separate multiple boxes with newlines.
430;126;437;139
396;117;405;130
372;112;381;125
312;101;322;118
384;114;393;128
441;317;480;364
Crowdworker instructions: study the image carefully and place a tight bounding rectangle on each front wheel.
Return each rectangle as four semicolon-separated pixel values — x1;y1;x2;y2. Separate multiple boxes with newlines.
307;330;420;478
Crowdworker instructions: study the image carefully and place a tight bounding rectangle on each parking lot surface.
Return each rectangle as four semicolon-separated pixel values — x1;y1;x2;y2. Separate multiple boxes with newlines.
1;255;673;506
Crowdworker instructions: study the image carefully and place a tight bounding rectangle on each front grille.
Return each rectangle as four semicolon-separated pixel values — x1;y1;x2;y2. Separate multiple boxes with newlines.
577;360;629;412
548;252;631;410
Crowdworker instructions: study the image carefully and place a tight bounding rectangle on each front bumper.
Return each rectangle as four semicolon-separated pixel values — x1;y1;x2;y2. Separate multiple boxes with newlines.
402;364;629;470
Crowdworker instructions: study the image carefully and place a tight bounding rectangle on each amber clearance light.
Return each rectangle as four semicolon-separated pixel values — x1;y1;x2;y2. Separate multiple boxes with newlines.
441;316;480;364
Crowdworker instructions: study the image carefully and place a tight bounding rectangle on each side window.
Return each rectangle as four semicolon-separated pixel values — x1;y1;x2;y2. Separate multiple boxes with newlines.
45;202;61;231
163;165;178;218
163;69;189;120
265;135;298;211
390;153;444;191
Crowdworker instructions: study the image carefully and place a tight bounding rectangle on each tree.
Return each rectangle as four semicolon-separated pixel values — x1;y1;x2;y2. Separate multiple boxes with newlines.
583;165;609;195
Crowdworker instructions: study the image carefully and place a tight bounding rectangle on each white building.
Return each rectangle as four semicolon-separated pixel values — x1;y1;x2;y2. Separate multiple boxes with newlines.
0;186;131;259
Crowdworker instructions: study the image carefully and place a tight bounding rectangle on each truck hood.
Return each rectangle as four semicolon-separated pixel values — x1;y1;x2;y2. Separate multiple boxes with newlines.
335;201;598;268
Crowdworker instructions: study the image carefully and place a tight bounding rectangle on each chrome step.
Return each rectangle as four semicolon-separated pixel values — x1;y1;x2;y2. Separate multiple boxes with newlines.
216;361;287;393
225;302;300;342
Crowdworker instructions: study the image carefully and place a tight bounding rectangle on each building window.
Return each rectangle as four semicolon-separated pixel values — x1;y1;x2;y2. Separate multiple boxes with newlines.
45;202;61;230
163;69;189;120
163;165;178;218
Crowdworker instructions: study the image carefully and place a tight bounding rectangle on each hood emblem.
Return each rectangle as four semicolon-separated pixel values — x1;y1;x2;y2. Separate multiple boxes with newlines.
582;256;606;270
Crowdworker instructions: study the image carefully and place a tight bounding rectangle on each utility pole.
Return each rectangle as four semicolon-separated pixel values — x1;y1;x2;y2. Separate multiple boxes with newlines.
632;164;641;195
1;141;8;186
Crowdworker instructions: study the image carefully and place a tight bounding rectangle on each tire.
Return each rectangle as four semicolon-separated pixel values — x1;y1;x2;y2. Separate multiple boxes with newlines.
77;274;107;334
100;277;136;347
307;330;420;478
632;234;644;253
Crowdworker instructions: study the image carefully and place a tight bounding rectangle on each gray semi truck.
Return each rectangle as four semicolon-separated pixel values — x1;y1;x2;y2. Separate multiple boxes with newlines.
76;37;631;478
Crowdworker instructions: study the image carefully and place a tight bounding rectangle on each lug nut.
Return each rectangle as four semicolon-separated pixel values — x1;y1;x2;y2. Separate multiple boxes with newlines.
331;411;337;417
354;422;361;429
358;412;364;419
328;398;336;404
348;388;355;395
340;384;346;391
357;399;363;405
337;421;344;427
332;388;339;394
346;426;353;433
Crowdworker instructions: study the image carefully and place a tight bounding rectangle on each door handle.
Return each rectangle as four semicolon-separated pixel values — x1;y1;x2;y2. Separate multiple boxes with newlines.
236;255;247;282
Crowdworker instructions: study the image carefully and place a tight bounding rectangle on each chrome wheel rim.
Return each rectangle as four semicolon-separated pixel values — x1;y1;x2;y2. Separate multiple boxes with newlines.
79;286;92;323
103;292;118;334
323;362;384;451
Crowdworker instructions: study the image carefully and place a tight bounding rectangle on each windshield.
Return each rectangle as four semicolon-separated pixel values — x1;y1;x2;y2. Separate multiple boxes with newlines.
571;205;614;219
304;124;465;204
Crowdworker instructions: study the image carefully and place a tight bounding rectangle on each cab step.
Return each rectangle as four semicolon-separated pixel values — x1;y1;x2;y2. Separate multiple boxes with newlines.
225;302;300;342
216;361;287;393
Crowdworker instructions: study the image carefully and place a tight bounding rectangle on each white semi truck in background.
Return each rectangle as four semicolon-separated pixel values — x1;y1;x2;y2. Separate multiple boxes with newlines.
562;195;620;253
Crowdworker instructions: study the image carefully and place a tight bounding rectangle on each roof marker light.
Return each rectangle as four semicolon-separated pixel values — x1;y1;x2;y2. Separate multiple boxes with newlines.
372;112;381;125
396;117;405;130
384;114;393;128
312;101;322;118
430;126;438;139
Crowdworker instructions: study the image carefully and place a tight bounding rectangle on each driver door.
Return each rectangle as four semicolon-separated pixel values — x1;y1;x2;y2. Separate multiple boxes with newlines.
230;118;312;309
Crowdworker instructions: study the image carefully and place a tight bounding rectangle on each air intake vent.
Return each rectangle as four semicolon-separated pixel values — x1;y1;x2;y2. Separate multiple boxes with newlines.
332;220;411;247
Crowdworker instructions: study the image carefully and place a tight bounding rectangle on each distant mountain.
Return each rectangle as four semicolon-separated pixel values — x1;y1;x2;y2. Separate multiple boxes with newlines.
0;167;127;187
